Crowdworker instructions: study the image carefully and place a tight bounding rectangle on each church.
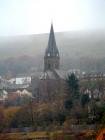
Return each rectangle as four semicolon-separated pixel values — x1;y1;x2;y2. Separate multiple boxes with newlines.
31;24;66;101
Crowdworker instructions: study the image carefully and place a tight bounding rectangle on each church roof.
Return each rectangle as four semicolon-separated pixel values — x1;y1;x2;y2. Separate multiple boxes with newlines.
45;24;59;57
54;69;67;79
40;71;57;80
40;69;67;80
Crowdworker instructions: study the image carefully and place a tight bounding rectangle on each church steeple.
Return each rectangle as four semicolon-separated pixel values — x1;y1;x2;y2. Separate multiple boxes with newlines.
46;23;59;57
44;24;60;71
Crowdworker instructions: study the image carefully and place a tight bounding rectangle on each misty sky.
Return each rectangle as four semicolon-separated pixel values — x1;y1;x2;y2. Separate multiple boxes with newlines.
0;0;105;36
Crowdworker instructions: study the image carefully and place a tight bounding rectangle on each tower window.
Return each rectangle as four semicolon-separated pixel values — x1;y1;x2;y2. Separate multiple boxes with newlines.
56;53;59;56
48;63;51;69
48;53;50;56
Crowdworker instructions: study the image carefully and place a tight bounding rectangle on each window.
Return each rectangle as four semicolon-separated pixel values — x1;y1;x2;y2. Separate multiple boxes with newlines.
56;53;59;56
48;53;50;56
48;63;51;69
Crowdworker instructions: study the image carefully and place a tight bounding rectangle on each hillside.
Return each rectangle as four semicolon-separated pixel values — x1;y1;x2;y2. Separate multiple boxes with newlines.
0;30;105;75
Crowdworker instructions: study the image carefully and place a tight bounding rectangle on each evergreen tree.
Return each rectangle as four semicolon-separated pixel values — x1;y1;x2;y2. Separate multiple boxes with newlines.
66;73;79;98
81;94;90;107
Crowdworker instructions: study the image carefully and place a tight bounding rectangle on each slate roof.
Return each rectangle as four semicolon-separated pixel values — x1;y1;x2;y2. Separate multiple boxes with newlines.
40;69;67;80
45;24;59;57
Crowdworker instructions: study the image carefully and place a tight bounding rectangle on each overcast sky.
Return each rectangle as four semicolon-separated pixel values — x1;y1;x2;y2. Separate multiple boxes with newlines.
0;0;105;36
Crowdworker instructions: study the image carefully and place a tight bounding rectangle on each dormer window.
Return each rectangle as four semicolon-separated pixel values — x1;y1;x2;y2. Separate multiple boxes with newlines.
48;53;50;56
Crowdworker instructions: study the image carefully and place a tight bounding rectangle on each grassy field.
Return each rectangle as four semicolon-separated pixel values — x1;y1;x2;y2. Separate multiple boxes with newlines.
0;130;96;140
0;131;49;140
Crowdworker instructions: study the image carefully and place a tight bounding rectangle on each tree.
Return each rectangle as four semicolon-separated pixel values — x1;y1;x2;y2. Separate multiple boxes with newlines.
88;101;105;124
4;106;20;127
81;94;90;107
66;73;79;98
0;106;5;132
64;99;73;110
64;73;80;118
10;106;33;128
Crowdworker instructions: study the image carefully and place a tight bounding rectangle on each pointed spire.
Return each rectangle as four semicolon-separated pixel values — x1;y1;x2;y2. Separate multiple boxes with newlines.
44;23;60;71
45;23;59;57
51;19;53;25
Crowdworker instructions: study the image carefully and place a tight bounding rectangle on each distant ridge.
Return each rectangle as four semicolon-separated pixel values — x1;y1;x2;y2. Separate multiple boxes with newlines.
0;30;105;76
0;30;105;60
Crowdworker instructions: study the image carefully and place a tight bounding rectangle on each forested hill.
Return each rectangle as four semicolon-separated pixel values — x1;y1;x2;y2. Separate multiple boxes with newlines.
0;29;105;59
0;30;105;76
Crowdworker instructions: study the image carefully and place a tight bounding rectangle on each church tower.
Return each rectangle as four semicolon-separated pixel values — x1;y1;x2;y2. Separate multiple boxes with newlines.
44;24;60;71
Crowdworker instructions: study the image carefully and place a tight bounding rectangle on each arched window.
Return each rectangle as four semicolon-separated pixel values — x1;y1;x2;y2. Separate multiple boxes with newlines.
48;63;51;69
48;53;50;56
56;53;59;57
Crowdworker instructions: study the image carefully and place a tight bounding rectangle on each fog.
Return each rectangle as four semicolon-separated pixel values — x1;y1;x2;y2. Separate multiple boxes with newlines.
0;0;105;36
0;30;105;76
0;0;105;75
